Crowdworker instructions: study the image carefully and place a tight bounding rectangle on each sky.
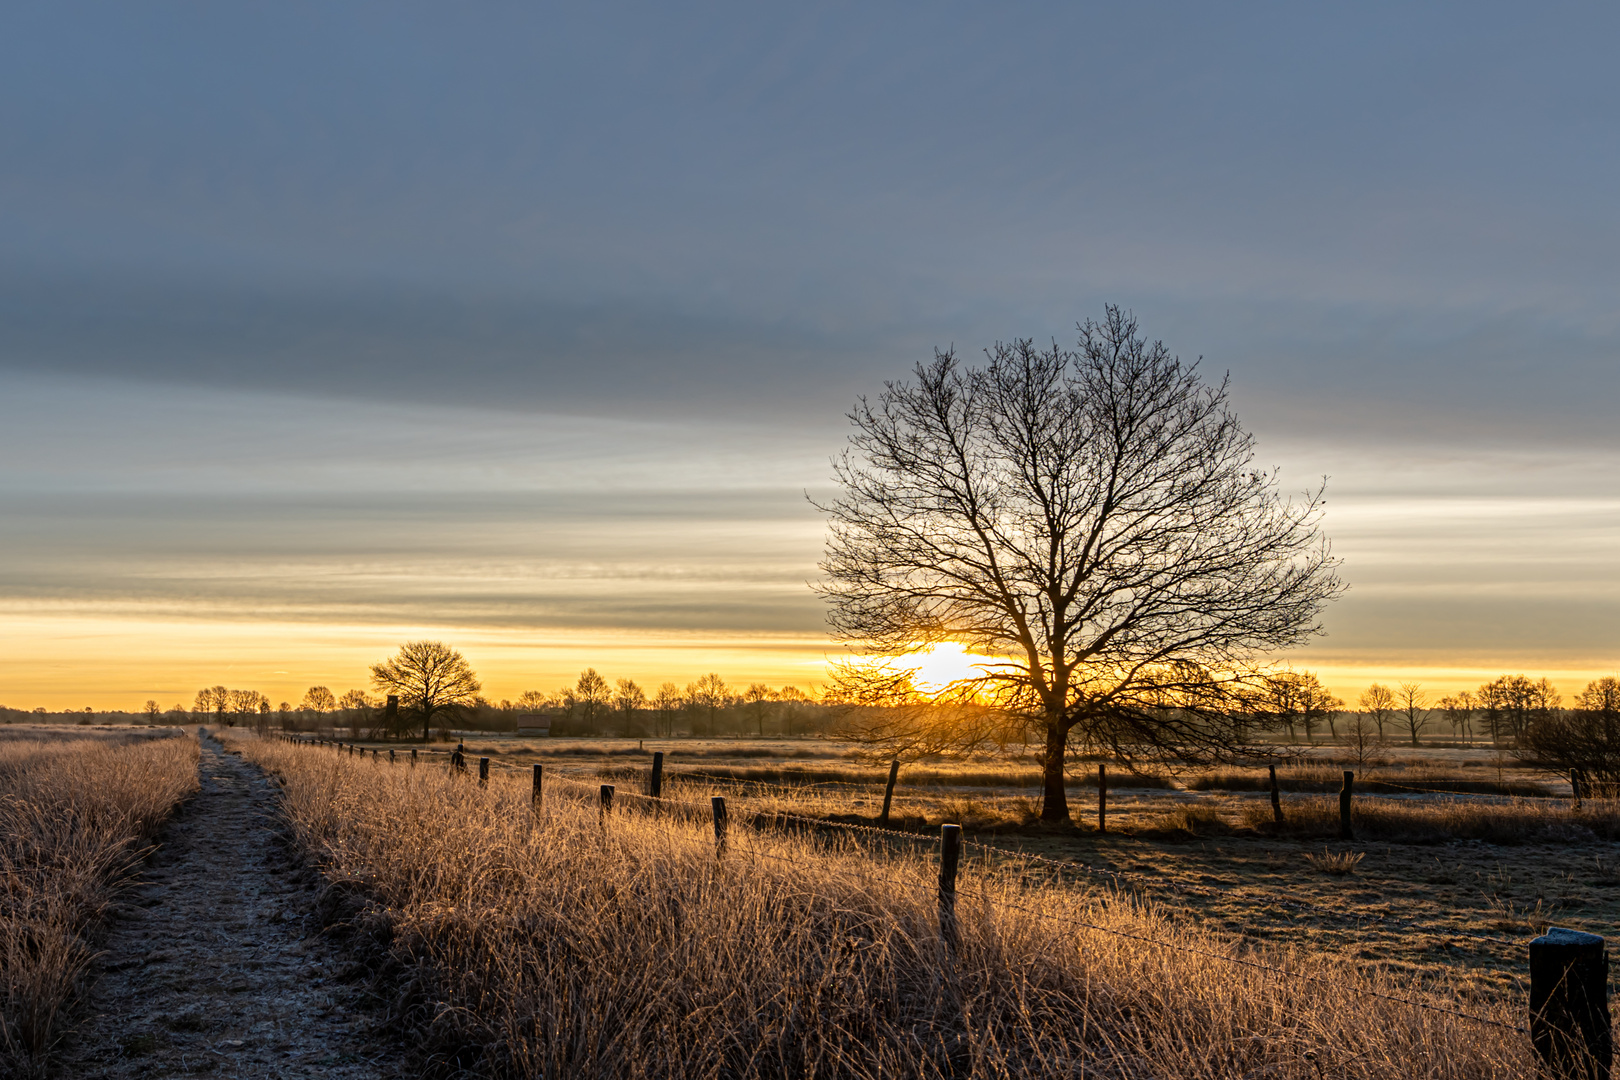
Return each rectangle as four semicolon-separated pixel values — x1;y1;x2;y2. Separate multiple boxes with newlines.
3;2;1620;709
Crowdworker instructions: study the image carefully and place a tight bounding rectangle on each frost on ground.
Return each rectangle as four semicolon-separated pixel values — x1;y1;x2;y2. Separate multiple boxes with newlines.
55;739;399;1079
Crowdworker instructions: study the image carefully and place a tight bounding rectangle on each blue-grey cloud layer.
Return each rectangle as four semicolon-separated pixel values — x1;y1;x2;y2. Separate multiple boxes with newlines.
4;2;1618;430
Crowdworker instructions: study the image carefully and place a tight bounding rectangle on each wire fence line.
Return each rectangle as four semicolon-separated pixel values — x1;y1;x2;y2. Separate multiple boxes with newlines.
279;734;1543;1038
296;737;1534;951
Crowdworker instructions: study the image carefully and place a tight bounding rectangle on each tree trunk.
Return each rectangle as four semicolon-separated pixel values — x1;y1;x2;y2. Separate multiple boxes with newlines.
1040;719;1070;823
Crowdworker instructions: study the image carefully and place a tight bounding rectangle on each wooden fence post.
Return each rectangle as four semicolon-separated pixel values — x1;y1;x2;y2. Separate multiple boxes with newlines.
479;757;490;787
410;747;417;767
532;764;543;807
599;784;614;822
712;796;728;859
938;823;962;952
1269;764;1284;824
880;759;900;826
1530;927;1612;1080
651;751;664;798
389;749;395;764
1339;770;1354;841
1097;763;1107;834
451;746;465;773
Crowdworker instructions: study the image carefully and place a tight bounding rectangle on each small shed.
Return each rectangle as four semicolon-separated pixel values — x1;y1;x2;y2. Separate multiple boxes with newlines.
517;713;551;737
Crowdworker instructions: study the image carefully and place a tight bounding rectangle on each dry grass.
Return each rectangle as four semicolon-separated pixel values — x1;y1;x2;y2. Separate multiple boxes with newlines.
239;734;1529;1079
1241;794;1620;843
0;731;198;1075
1303;850;1365;875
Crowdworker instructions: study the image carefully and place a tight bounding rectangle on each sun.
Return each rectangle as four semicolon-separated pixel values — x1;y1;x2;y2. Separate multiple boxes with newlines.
905;642;987;693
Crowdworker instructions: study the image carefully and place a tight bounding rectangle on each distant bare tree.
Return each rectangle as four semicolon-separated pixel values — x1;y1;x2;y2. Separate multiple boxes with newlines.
686;674;727;737
1358;684;1395;740
300;686;336;713
1396;682;1429;746
573;670;611;734
652;682;682;737
743;683;772;737
1478;674;1560;743
1261;670;1339;743
613;678;646;737
1437;691;1475;741
777;685;812;735
1517;679;1620;795
817;307;1341;821
1346;710;1384;769
143;700;161;724
369;641;481;740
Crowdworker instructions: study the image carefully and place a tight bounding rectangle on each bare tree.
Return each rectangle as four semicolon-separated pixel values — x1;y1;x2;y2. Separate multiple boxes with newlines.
613;678;646;737
686;673;727;737
369;641;481;741
573;670;611;734
1478;675;1560;743
143;700;161;724
743;683;773;737
1345;710;1384;769
817;307;1341;822
1437;691;1475;742
1358;684;1395;740
652;682;682;737
1517;679;1620;795
1396;682;1429;746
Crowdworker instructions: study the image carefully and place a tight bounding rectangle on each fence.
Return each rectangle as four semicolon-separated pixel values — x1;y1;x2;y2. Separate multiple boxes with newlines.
275;733;1613;1078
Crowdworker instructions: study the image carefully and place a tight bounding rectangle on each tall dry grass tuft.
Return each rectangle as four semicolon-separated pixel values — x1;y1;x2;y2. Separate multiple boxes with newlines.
241;735;1530;1079
0;732;198;1075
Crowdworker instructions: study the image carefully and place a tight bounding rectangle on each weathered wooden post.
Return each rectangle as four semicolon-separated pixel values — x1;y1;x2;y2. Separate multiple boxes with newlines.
939;823;962;952
478;757;490;787
1097;763;1107;834
1339;770;1354;841
650;751;664;798
410;747;417;766
599;784;614;822
879;759;900;826
1269;764;1284;824
712;796;728;859
1530;927;1612;1080
451;746;465;773
389;748;395;764
532;764;543;807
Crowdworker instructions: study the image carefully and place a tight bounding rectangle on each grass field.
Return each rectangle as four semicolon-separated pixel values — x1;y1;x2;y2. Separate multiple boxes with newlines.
0;727;198;1076
237;732;1552;1078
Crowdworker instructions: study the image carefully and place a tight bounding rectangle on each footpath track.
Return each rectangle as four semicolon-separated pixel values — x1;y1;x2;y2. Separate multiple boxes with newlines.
56;738;398;1080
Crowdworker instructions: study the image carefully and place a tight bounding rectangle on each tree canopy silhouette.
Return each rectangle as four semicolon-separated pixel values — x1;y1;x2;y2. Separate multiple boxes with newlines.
817;307;1341;822
369;640;481;740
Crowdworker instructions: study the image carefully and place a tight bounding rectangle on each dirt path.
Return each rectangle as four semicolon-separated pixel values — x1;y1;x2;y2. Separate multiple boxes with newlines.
56;738;400;1079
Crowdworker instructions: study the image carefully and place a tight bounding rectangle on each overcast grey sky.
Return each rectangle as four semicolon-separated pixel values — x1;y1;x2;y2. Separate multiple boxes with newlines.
3;2;1618;704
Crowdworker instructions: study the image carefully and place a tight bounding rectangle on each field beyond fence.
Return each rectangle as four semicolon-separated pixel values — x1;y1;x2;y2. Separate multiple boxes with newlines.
236;732;1542;1080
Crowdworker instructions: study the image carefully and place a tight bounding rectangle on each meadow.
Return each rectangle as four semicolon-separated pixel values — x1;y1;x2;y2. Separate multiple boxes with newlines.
231;731;1568;1078
0;727;198;1076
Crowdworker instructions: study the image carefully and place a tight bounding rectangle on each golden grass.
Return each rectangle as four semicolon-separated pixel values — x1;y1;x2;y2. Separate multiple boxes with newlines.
239;734;1530;1079
1243;794;1620;843
1303;850;1365;876
0;731;198;1075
